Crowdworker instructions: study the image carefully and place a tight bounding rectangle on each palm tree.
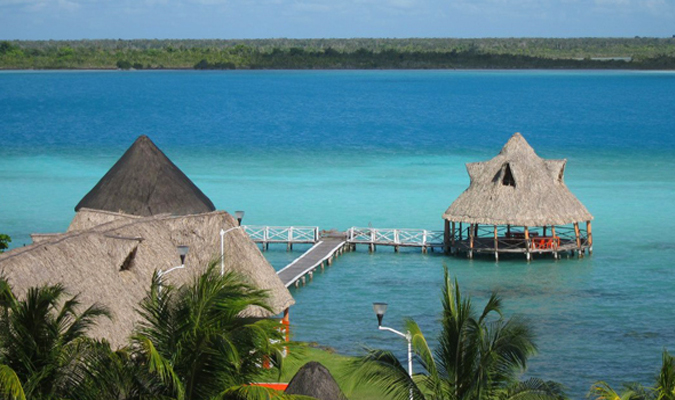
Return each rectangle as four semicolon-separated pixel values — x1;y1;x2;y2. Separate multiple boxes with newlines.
350;267;565;400
0;277;110;400
589;350;675;400
129;263;292;400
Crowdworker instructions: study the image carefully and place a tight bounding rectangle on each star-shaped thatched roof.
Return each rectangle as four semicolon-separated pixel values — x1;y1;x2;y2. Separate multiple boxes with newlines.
443;133;593;226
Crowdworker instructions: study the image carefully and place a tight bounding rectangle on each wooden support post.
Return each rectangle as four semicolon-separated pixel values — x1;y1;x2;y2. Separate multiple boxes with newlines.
301;276;306;286
543;225;547;237
444;220;450;254
320;262;325;271
451;221;456;255
468;223;474;259
587;220;593;255
294;280;299;288
494;225;499;262
459;222;463;241
422;246;427;254
287;242;293;252
394;245;399;253
327;256;333;266
524;226;531;261
551;225;558;259
574;222;582;257
507;224;511;236
282;308;290;342
265;242;269;251
309;271;313;281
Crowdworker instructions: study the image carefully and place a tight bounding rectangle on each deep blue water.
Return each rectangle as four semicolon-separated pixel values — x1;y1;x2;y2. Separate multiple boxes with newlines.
2;70;675;398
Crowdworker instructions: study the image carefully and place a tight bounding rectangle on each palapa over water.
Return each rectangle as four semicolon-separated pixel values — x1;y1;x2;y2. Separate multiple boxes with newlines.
75;135;215;217
0;135;294;348
443;133;593;260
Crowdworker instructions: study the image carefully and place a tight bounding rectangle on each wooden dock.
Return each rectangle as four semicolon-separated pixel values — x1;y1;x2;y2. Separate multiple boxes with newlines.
276;236;347;288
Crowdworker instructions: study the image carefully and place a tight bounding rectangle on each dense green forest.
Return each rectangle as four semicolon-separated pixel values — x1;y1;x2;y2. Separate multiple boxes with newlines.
1;38;675;70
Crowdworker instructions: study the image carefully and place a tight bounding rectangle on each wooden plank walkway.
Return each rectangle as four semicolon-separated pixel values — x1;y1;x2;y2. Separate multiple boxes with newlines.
276;237;347;288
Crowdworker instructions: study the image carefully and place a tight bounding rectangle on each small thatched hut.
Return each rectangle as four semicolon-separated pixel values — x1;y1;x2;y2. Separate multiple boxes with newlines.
0;135;294;347
285;362;347;400
443;133;593;260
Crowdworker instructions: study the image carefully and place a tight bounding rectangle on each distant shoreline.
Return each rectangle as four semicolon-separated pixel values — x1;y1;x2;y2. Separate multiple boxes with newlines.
2;38;674;70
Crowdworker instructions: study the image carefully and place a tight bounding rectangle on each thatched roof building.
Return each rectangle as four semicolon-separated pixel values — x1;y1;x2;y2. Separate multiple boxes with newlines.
0;209;294;349
285;362;347;400
75;135;215;217
1;135;294;347
443;133;593;260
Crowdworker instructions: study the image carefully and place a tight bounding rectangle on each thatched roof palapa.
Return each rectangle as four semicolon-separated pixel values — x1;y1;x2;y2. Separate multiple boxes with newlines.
443;133;593;227
0;209;294;349
285;362;347;400
75;135;215;217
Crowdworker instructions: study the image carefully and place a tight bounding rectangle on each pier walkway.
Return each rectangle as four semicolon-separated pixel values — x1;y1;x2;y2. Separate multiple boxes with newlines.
275;235;347;288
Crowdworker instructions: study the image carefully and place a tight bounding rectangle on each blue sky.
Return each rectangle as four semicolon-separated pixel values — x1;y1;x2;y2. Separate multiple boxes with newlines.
1;0;674;40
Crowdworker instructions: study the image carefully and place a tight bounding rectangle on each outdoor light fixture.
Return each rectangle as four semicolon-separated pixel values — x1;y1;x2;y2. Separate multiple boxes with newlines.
177;245;189;265
372;301;414;398
235;210;245;226
158;245;190;297
373;302;388;327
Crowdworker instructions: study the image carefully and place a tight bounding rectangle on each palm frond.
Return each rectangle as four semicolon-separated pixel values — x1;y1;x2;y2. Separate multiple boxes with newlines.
0;364;25;400
500;378;566;400
347;348;424;400
589;381;636;400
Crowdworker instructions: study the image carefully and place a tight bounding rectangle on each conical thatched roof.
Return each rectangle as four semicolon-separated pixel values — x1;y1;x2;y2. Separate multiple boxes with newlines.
443;133;593;226
75;135;215;217
285;362;347;400
0;209;294;349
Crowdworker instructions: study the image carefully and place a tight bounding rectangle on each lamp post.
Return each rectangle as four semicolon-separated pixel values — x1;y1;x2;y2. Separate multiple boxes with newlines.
373;302;413;376
220;225;241;276
158;245;189;295
373;302;413;400
235;210;245;226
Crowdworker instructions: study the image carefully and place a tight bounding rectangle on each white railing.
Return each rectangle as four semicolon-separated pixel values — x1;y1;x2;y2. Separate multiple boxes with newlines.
242;226;320;244
347;227;444;247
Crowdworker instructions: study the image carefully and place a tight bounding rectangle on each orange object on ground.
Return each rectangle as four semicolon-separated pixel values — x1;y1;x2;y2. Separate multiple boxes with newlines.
252;383;288;391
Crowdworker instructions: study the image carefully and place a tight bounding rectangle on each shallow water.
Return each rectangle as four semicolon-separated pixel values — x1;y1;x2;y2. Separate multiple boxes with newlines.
2;70;675;398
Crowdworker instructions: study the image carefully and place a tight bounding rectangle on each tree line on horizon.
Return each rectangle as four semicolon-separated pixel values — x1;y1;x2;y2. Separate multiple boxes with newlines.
1;38;675;70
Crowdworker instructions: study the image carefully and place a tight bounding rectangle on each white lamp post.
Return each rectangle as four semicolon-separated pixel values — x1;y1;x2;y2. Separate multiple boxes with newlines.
373;302;413;400
158;245;189;295
220;225;242;276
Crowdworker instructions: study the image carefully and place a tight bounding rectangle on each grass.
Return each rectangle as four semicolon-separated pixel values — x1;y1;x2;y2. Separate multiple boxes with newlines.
258;343;392;400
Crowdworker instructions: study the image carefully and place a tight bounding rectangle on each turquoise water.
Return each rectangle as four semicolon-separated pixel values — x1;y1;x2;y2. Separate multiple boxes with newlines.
2;70;675;398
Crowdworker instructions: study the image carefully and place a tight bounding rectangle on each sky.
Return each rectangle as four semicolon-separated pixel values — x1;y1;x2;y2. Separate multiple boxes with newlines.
1;0;674;40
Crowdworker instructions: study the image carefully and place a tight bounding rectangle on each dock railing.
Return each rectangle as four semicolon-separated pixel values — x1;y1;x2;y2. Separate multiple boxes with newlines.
242;226;320;244
347;227;444;248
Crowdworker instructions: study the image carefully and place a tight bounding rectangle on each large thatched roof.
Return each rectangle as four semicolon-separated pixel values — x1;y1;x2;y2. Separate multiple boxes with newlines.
285;362;347;400
75;135;215;217
0;209;294;349
443;133;593;226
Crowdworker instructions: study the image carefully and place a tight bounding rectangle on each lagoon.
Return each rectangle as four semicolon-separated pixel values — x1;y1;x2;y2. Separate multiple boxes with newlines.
1;70;675;398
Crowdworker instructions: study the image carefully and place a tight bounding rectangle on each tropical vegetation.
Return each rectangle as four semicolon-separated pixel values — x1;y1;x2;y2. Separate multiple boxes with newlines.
1;38;675;70
0;234;10;253
589;350;675;400
0;264;304;400
349;267;566;400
